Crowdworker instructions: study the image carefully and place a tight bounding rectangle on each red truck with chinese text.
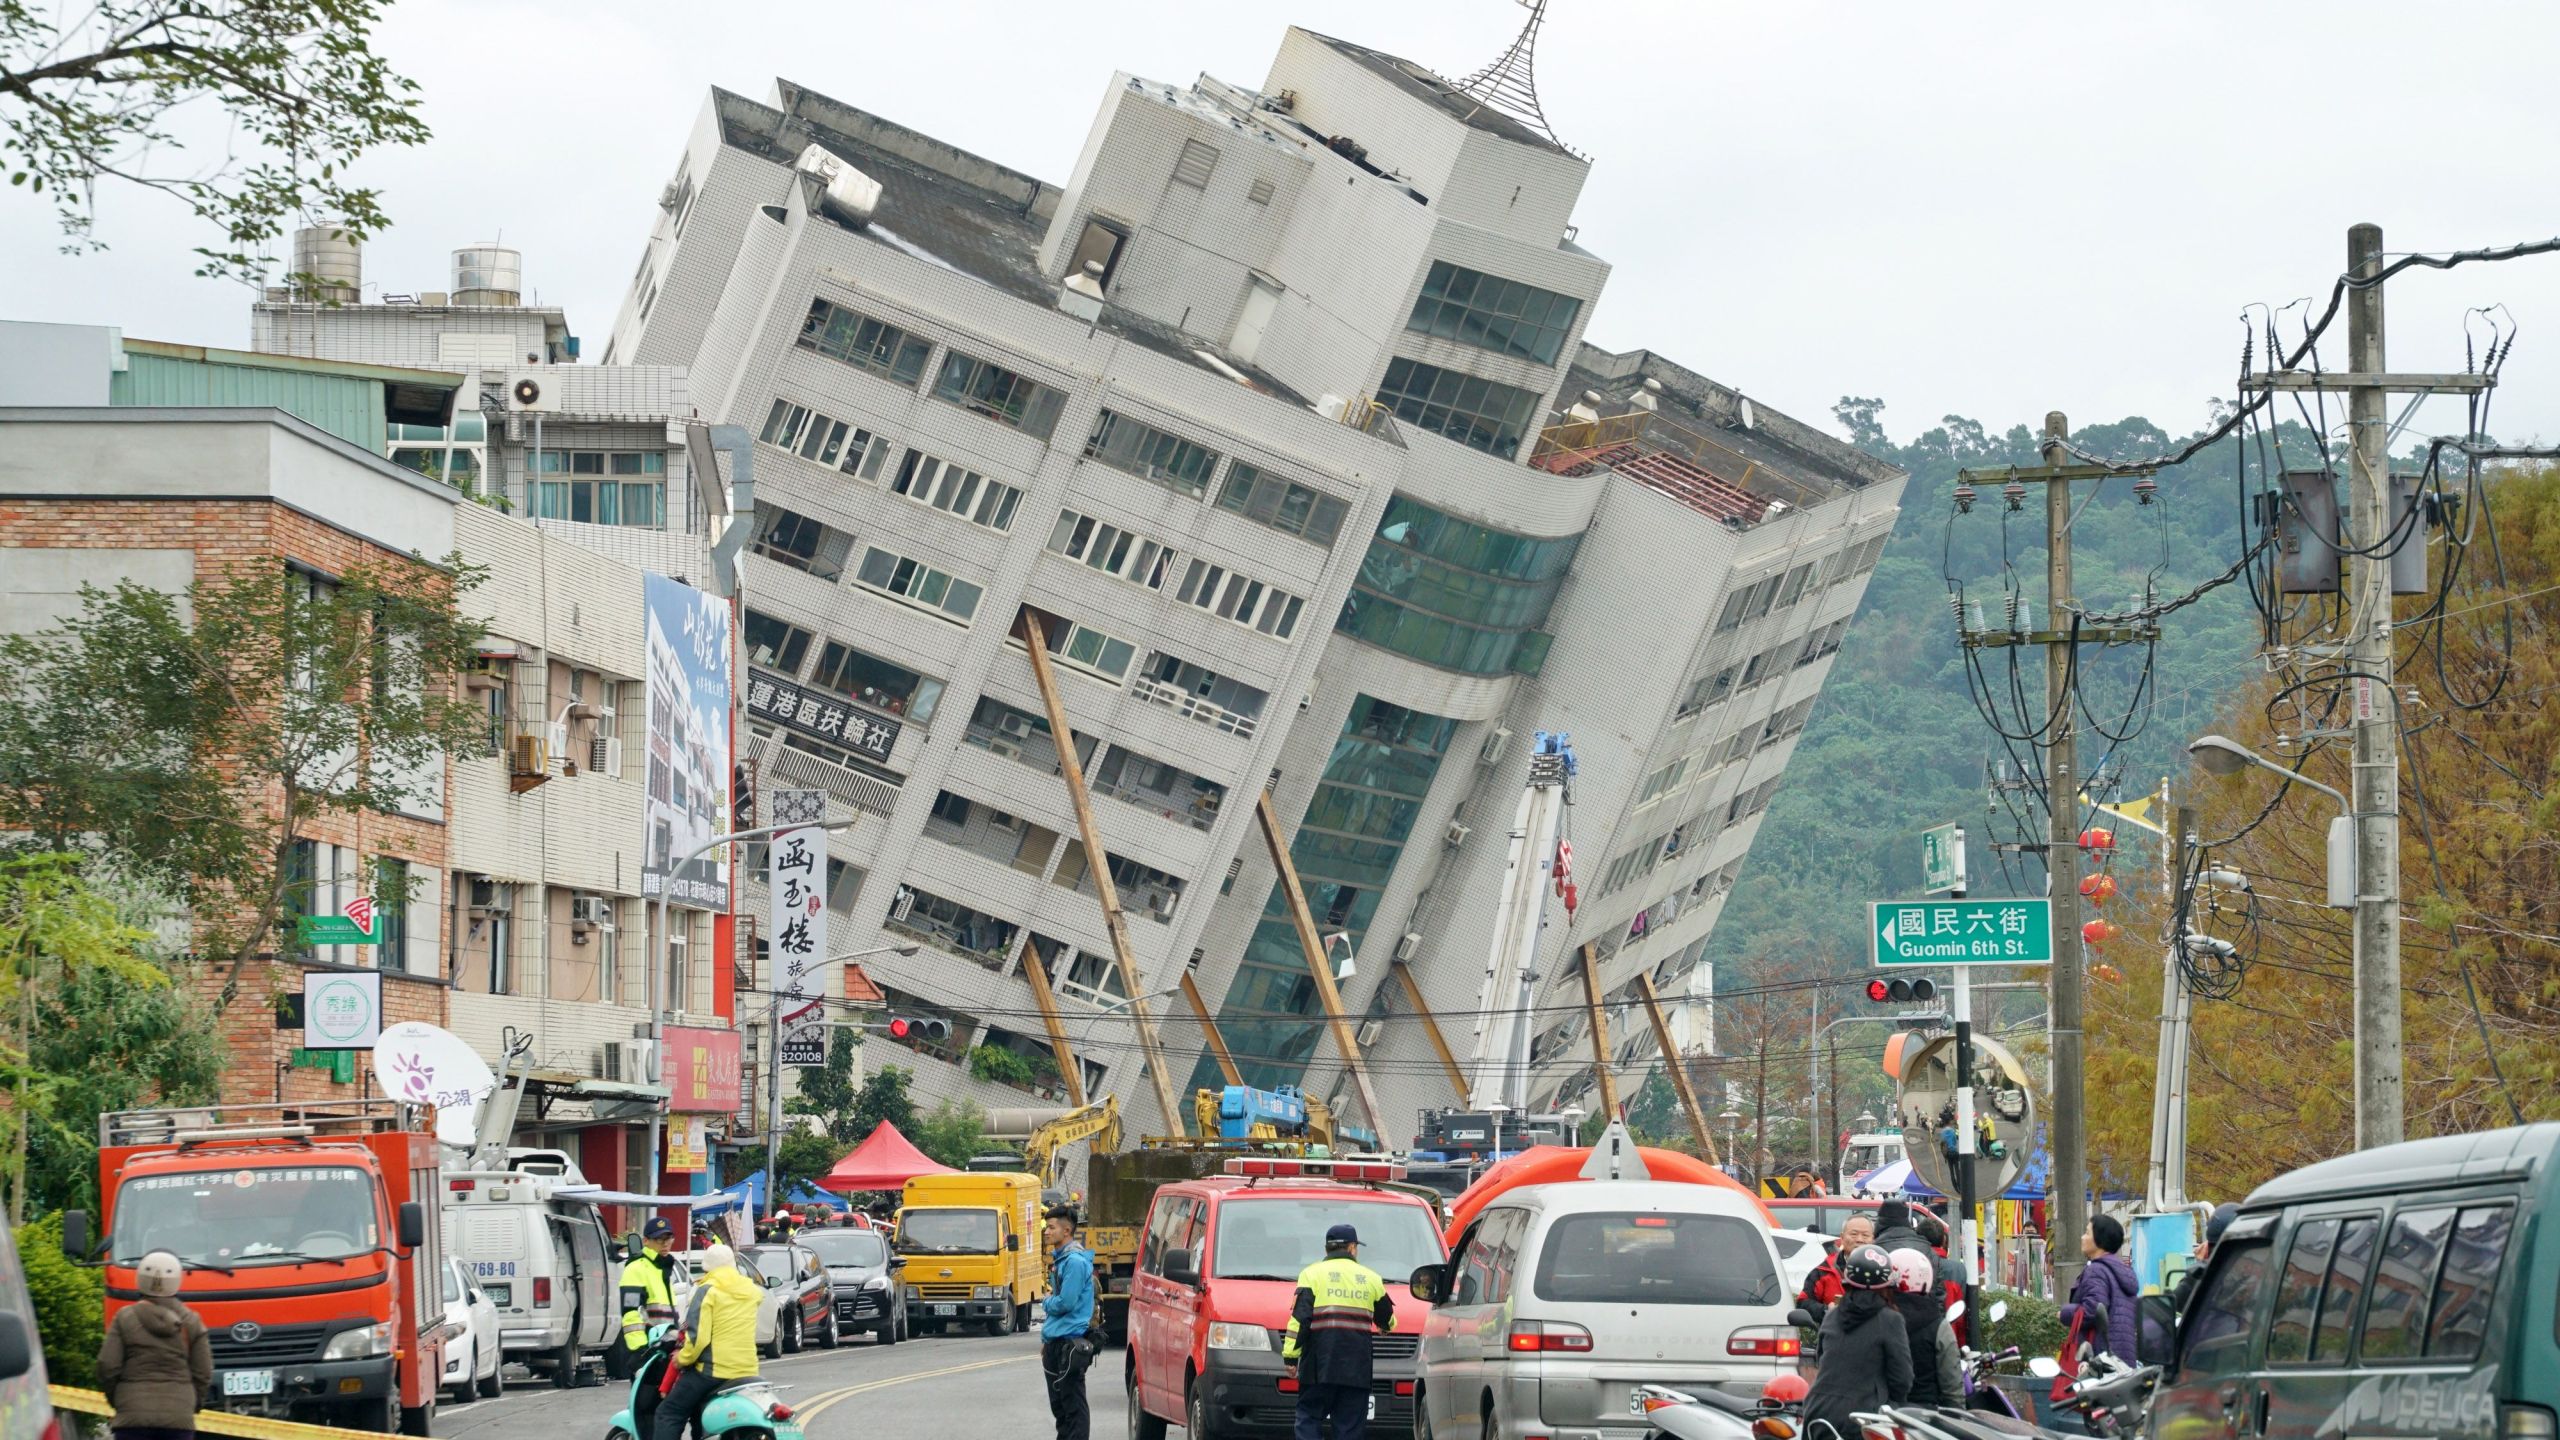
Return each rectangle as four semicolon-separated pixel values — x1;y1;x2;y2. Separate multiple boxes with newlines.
64;1100;447;1435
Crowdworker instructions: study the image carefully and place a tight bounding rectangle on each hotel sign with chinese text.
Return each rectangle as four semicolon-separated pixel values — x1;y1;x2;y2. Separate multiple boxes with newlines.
1870;899;2053;967
746;668;900;764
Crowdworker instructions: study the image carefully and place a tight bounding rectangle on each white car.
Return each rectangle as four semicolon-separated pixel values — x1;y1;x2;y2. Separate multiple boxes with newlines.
673;1250;785;1356
439;1258;504;1402
1766;1227;1832;1298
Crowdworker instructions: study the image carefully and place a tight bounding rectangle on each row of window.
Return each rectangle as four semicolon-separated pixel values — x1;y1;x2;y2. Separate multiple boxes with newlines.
890;448;1023;532
1405;260;1583;367
1044;509;1307;640
1676;635;1804;719
1726;775;1782;825
743;610;947;726
2185;1203;2508;1379
1758;697;1817;750
761;398;894;481
797;294;1070;444
1376;357;1543;461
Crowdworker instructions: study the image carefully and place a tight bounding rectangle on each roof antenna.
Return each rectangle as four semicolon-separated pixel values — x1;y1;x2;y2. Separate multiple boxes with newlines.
1447;0;1572;152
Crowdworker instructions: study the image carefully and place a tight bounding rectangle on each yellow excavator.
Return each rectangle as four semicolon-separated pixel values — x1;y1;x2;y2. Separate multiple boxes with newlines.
979;1095;1123;1190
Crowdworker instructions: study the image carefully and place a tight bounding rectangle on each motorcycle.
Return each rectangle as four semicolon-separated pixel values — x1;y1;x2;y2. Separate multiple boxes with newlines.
1635;1382;1805;1440
2039;1352;2161;1438
1946;1300;2032;1421
606;1324;804;1440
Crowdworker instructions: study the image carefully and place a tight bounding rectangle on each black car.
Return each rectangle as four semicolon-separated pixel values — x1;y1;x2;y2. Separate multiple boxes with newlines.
803;1228;907;1344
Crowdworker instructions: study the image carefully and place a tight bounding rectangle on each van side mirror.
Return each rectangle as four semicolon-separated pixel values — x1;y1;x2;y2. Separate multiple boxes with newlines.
1008;1233;1021;1252
1787;1308;1816;1329
1989;1299;2009;1323
1162;1248;1199;1288
1406;1264;1447;1305
60;1210;90;1262
398;1201;426;1251
0;1313;32;1380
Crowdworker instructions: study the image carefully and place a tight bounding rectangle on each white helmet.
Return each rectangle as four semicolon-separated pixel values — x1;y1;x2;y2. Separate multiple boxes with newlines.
135;1250;185;1298
701;1243;736;1273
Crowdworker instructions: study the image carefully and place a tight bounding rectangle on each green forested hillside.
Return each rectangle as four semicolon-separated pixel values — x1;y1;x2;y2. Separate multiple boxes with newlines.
1709;400;2280;986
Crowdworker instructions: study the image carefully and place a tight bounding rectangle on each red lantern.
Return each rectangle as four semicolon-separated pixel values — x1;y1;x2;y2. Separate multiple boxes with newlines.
2079;873;2119;903
2078;827;2116;853
2082;918;2121;945
2091;963;2125;984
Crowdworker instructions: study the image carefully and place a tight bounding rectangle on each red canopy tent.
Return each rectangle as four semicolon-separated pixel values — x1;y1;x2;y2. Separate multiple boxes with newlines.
820;1121;957;1192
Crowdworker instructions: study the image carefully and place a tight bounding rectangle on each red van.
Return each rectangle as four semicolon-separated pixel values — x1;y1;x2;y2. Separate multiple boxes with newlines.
1126;1159;1446;1440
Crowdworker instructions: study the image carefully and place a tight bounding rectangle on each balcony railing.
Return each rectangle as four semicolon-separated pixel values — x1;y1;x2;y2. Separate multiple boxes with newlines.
1131;676;1258;738
766;741;900;818
884;911;1013;974
1085;772;1222;832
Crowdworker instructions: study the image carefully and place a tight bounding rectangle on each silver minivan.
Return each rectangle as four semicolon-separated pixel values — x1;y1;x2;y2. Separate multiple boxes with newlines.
1407;1180;1797;1440
442;1172;617;1386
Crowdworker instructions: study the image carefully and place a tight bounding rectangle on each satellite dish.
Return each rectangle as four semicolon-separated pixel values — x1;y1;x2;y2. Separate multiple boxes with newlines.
373;1022;499;1147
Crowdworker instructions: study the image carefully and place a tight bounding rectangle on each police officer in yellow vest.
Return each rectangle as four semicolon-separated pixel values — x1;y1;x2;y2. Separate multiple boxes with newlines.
614;1217;678;1379
1282;1224;1394;1440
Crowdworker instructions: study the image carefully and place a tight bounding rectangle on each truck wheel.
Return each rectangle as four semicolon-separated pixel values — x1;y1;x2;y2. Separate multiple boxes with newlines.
987;1303;1014;1337
361;1395;399;1434
549;1336;579;1389
400;1394;434;1436
1186;1379;1217;1440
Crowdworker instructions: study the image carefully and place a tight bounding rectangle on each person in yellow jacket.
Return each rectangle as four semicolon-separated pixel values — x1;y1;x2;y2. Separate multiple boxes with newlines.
1281;1224;1394;1440
613;1217;679;1380
654;1243;761;1440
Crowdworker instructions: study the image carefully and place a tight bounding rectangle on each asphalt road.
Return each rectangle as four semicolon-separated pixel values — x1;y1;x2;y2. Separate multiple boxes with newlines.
434;1329;1106;1440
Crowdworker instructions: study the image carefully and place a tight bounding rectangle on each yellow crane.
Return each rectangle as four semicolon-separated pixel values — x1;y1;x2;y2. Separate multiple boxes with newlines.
984;1096;1124;1189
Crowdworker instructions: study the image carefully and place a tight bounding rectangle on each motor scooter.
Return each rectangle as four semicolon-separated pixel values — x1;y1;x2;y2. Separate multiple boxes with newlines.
606;1323;804;1440
1634;1383;1793;1440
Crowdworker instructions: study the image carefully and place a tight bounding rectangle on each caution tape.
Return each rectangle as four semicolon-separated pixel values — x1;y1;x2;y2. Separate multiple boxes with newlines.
49;1385;406;1440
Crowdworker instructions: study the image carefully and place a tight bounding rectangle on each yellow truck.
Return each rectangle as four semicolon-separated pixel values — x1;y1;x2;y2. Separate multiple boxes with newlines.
896;1170;1043;1336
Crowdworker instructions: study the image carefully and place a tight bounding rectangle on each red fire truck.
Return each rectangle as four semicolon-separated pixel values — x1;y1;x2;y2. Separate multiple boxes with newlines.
65;1100;447;1434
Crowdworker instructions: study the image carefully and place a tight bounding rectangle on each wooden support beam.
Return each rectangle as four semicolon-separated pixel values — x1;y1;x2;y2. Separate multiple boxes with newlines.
1254;790;1384;1137
1393;962;1471;1106
1017;611;1184;1136
1181;972;1243;1088
1014;937;1088;1109
1577;943;1620;1118
1635;972;1717;1164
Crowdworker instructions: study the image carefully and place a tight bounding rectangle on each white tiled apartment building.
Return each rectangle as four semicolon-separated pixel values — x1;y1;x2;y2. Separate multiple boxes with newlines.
599;24;1905;1141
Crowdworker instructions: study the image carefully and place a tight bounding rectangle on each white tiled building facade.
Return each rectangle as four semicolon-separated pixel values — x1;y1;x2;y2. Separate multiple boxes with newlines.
599;26;1906;1142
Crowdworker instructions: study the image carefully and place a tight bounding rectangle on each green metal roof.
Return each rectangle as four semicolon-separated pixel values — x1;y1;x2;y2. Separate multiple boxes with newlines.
111;338;464;451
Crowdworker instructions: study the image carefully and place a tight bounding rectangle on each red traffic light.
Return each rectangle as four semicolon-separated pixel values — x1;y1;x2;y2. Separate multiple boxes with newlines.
1867;979;1893;1002
888;1017;911;1040
1867;976;1937;1005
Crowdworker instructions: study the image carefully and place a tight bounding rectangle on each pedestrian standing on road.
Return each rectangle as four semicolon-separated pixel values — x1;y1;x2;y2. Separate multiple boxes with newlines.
1282;1224;1395;1440
97;1250;212;1440
614;1217;680;1381
1801;1246;1911;1440
2060;1215;2141;1366
1040;1206;1097;1440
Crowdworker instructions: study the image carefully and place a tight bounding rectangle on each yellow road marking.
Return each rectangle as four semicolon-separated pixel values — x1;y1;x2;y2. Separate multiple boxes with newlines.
793;1355;1035;1426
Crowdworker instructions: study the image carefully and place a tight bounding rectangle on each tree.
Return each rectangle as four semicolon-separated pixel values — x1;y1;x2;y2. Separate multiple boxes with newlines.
912;1099;988;1170
787;1028;868;1141
0;559;488;1007
847;1065;922;1143
0;853;175;1222
1;0;430;280
20;947;225;1216
2082;463;2560;1199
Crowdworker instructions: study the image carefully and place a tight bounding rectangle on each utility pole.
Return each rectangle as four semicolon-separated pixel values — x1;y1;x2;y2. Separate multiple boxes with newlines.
2146;801;2196;1211
2344;222;2405;1149
2043;410;2091;1290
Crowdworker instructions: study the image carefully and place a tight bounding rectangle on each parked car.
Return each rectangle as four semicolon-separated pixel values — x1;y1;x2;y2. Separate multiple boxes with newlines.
743;1242;840;1351
439;1257;504;1402
0;1221;55;1440
675;1249;784;1356
1126;1158;1444;1439
2154;1124;2560;1440
803;1227;907;1344
1764;1195;1940;1237
443;1171;618;1387
1766;1227;1832;1297
1409;1179;1798;1439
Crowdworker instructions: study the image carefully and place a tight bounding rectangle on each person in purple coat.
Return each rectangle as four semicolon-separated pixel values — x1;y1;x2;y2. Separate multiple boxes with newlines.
2061;1214;2142;1364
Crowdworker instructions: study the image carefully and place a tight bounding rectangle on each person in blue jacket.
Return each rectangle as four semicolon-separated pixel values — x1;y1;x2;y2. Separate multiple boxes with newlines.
1041;1205;1097;1440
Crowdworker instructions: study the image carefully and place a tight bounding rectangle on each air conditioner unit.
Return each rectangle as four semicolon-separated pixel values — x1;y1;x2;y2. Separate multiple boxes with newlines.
1356;1018;1383;1048
591;735;622;777
508;372;559;413
468;878;503;913
510;731;548;776
1478;725;1512;767
548;721;573;772
658;181;682;209
1150;892;1180;922
996;713;1035;741
571;895;613;929
1393;932;1421;962
889;886;915;923
1443;821;1471;848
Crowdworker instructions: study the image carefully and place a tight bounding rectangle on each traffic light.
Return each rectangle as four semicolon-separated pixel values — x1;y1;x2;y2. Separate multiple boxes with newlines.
1866;976;1939;1005
886;1015;950;1044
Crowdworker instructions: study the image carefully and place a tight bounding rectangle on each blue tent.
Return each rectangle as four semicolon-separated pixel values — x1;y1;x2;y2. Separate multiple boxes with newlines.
697;1172;850;1216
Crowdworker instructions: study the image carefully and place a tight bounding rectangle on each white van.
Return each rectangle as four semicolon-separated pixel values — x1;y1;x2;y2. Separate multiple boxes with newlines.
0;1222;55;1440
1409;1180;1797;1439
442;1171;616;1387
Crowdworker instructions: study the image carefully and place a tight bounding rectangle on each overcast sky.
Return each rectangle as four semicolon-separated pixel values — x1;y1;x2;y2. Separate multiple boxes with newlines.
8;0;2557;449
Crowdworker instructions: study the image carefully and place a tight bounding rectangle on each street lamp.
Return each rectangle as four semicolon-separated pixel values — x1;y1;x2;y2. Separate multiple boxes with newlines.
1719;1108;1742;1174
644;817;858;1201
2185;734;2353;907
763;943;919;1210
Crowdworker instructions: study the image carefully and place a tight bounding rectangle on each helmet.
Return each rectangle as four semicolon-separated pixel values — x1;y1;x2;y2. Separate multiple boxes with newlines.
1838;1244;1896;1291
1889;1248;1935;1294
1760;1373;1810;1405
135;1250;185;1299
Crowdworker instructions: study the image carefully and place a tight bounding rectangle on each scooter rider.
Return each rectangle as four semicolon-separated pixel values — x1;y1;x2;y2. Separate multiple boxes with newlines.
654;1243;761;1440
614;1217;679;1380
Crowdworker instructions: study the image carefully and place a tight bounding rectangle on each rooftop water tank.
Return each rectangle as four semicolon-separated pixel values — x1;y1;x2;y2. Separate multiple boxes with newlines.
291;226;361;303
794;143;880;228
452;245;523;307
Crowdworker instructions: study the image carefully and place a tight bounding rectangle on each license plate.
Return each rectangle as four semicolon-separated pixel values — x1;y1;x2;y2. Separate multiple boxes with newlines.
223;1370;277;1398
484;1283;511;1305
933;1305;957;1317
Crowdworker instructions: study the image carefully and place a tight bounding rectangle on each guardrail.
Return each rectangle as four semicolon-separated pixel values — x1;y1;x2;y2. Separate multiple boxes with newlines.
51;1386;385;1440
